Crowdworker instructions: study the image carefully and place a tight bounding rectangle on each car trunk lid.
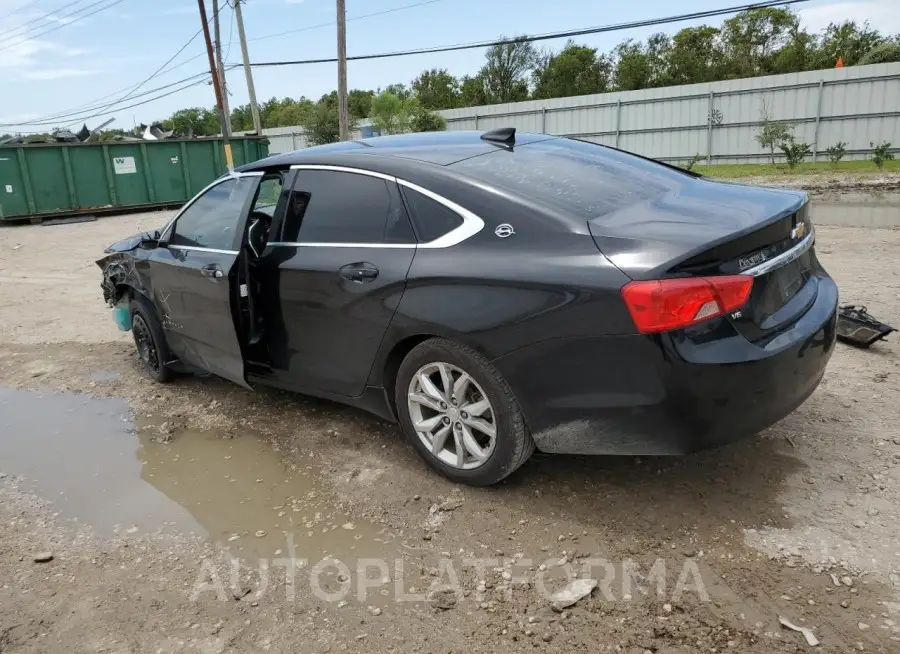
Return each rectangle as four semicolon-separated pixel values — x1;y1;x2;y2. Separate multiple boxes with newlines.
588;180;814;341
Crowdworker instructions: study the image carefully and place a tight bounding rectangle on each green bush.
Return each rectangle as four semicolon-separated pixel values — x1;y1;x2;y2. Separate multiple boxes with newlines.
824;141;847;165
870;141;894;170
779;136;812;169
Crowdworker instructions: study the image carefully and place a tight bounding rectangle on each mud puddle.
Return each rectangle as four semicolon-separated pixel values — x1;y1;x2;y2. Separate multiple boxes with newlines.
0;387;397;563
811;192;900;228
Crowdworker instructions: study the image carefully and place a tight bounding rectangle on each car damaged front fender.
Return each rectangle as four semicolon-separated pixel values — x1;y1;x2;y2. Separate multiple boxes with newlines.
96;253;145;307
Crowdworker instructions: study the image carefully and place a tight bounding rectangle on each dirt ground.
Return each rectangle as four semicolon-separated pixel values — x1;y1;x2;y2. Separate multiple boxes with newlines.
1;190;899;653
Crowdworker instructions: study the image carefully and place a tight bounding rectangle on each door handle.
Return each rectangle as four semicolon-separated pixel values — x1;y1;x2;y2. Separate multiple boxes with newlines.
201;264;224;279
339;262;379;282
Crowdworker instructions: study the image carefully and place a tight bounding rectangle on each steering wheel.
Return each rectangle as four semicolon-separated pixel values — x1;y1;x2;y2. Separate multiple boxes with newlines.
247;210;272;258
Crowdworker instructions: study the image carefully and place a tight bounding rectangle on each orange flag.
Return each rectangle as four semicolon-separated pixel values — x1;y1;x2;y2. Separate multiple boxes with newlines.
836;56;844;68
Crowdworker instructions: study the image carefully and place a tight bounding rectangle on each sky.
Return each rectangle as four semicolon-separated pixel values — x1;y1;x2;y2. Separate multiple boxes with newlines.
1;0;899;132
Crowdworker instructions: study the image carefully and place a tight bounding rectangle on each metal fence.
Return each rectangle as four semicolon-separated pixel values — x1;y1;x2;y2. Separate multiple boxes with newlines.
437;62;900;164
259;63;900;164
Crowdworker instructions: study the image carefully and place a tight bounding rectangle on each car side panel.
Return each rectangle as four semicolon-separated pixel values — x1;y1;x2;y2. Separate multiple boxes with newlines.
257;244;414;397
367;232;634;388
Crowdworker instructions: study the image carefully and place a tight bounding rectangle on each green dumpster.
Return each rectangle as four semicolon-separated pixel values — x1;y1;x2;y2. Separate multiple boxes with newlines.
0;136;269;222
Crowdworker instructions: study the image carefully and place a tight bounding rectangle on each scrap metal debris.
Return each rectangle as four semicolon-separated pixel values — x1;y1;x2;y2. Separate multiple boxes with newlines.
779;616;819;646
837;304;896;348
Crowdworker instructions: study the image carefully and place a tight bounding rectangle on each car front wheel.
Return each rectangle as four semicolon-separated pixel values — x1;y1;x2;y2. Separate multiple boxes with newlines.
395;338;534;486
130;296;174;383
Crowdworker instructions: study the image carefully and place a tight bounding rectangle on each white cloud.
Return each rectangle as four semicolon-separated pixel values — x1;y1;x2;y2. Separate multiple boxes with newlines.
21;68;99;81
799;0;900;34
0;111;40;124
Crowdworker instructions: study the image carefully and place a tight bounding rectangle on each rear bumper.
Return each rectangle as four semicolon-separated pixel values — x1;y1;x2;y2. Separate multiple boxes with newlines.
493;275;838;455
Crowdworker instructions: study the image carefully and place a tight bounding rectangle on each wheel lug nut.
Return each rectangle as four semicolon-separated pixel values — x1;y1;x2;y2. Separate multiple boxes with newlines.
442;417;450;425
454;422;461;430
440;402;447;410
461;412;468;419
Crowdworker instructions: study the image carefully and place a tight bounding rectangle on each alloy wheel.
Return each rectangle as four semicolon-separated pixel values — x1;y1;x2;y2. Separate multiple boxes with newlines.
407;361;497;470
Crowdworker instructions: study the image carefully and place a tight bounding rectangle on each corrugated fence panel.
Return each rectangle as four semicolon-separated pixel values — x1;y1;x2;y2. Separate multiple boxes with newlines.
263;64;900;163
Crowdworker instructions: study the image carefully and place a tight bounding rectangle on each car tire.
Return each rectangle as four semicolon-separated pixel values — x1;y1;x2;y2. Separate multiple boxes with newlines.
130;295;175;383
395;337;534;486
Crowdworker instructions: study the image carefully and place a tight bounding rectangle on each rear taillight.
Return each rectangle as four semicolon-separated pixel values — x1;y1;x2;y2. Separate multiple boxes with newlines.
621;275;753;334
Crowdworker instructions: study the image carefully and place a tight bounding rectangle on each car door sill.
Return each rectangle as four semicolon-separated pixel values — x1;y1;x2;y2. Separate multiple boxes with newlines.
246;372;397;422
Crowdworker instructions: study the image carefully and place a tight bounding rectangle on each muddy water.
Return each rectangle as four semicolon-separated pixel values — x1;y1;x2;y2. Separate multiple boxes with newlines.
811;192;900;228
0;387;396;563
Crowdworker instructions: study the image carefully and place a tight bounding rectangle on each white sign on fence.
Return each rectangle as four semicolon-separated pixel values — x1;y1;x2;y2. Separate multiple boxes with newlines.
113;156;137;175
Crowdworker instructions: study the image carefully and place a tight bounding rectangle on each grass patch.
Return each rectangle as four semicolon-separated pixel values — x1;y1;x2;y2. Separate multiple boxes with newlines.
694;159;900;179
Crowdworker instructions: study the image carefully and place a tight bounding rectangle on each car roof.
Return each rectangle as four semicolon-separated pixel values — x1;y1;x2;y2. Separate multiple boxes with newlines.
239;130;557;170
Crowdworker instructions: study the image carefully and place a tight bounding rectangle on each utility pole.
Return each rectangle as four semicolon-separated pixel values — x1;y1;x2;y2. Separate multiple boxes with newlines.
233;0;261;134
213;0;232;133
197;0;234;171
336;0;349;141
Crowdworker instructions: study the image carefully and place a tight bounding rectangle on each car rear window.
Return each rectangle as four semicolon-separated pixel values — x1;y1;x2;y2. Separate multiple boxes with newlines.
451;138;685;220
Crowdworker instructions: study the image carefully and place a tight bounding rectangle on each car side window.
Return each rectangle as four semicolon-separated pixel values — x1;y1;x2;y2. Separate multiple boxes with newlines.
400;187;464;243
250;175;284;217
281;170;415;244
170;177;257;250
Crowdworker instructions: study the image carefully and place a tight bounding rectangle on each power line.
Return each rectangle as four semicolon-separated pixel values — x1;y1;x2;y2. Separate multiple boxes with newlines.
0;71;215;127
62;1;227;128
248;0;442;44
0;0;130;53
0;0;92;39
1;0;436;127
224;0;235;62
0;0;49;20
1;0;98;40
248;0;811;68
8;77;213;132
3;1;226;128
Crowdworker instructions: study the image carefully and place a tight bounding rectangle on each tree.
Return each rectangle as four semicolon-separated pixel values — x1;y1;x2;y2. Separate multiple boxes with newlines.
755;99;793;165
409;104;446;132
815;21;884;67
532;41;610;99
458;74;487;107
479;39;537;103
859;40;900;65
163;107;219;136
348;89;375;119
720;8;800;78
383;83;412;100
613;39;652;90
369;91;415;135
665;26;726;85
299;100;355;145
411;68;460;110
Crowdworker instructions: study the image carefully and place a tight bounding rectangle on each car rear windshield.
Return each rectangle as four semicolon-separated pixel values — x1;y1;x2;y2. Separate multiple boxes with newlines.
451;138;687;220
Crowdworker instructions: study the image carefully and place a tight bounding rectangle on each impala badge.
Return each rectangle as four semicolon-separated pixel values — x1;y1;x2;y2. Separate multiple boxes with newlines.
494;223;515;238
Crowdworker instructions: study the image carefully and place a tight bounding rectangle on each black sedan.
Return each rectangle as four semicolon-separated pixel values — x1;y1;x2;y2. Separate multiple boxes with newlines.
97;129;838;486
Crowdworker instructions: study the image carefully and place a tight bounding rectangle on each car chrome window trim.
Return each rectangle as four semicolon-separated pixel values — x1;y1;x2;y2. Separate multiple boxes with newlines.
286;164;485;249
742;230;815;278
168;245;239;255
267;241;417;249
159;171;266;241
